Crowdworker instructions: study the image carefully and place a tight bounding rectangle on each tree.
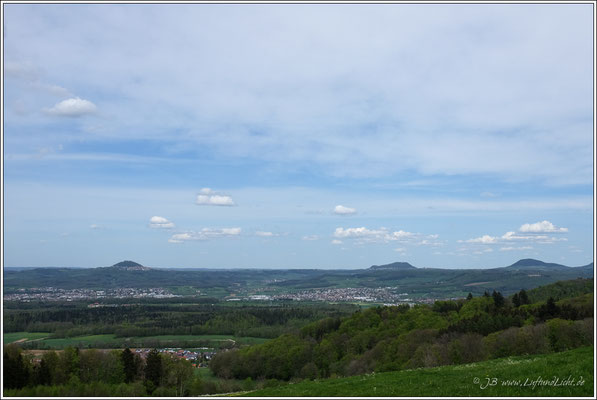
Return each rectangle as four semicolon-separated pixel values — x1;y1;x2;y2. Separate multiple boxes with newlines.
466;293;473;301
162;356;194;396
33;357;52;386
546;297;558;317
492;290;505;308
483;291;490;297
40;351;59;385
144;349;162;392
512;293;521;307
121;348;136;383
519;289;529;305
3;345;30;389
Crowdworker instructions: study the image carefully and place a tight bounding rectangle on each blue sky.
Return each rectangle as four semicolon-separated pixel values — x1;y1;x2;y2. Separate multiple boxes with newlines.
2;3;594;269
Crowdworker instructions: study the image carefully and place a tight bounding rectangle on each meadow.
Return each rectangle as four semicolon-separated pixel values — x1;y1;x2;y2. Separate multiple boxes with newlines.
6;332;269;350
244;346;594;397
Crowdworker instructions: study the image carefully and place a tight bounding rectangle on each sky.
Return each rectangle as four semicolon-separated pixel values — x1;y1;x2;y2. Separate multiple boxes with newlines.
2;3;595;269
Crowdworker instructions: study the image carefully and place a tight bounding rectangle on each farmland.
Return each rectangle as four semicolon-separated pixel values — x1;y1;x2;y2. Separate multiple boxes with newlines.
7;332;269;350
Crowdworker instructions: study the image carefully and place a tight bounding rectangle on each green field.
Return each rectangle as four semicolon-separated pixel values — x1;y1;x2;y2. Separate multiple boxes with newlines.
244;346;594;397
6;332;269;349
3;332;50;344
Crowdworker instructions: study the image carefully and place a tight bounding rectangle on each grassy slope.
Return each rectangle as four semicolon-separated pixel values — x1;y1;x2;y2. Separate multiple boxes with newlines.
244;346;594;397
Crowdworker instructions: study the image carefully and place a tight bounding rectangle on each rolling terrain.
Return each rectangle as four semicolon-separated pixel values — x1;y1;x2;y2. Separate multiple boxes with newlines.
3;259;593;300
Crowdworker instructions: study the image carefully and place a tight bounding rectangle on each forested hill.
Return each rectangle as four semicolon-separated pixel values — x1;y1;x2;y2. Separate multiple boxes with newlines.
369;262;416;270
209;278;594;382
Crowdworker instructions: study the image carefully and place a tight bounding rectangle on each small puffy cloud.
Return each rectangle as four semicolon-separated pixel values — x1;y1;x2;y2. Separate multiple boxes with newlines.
462;220;569;247
196;188;235;206
394;247;406;253
333;227;417;244
463;235;499;244
334;227;383;238
255;231;275;237
168;227;241;243
519;220;568;233
333;205;357;215
149;216;175;229
302;235;319;241
220;227;241;235
169;233;192;243
501;231;538;241
44;97;97;117
331;239;343;245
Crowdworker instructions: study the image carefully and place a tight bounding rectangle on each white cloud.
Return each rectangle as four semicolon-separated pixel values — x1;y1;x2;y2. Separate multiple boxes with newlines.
500;246;533;251
394;247;406;253
168;227;241;243
333;227;417;244
333;205;357;215
44;97;97;117
463;235;498;244
196;188;235;206
519;220;568;233
168;233;192;243
302;235;319;241
219;227;241;236
463;220;569;246
255;231;275;237
331;239;343;245
334;227;384;239
89;224;101;230
501;231;566;243
149;216;175;229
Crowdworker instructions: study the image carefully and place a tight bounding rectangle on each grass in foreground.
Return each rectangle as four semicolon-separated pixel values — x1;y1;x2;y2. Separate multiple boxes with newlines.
243;346;594;397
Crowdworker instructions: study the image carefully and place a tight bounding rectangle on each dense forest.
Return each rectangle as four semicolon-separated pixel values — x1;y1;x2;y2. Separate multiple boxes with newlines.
3;301;358;343
210;285;594;381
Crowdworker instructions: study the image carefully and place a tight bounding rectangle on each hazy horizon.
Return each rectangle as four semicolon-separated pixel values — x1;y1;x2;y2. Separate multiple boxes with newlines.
3;3;595;269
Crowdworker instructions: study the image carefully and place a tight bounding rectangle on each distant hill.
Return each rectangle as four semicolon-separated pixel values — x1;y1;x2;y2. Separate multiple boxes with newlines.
503;259;570;270
576;262;594;274
369;262;416;270
508;259;567;268
110;260;151;271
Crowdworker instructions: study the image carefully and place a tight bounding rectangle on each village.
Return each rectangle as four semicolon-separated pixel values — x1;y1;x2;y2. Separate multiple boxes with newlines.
4;287;180;302
133;347;217;368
